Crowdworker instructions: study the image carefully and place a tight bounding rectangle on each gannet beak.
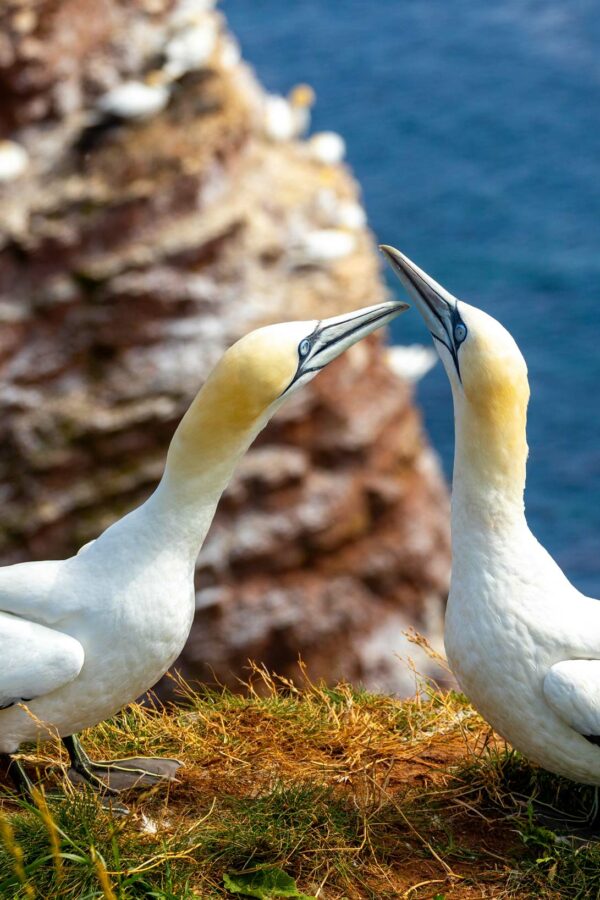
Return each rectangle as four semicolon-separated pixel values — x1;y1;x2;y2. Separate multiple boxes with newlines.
379;245;458;348
306;299;409;371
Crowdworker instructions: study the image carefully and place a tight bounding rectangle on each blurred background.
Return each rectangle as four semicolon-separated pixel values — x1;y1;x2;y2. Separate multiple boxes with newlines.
0;0;598;696
226;0;600;598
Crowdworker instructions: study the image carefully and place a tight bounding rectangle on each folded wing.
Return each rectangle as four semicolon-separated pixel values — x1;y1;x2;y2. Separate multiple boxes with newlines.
0;611;84;708
544;660;600;741
0;558;81;625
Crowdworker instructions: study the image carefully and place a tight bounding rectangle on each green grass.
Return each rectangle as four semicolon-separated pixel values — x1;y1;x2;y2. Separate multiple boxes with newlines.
0;668;599;899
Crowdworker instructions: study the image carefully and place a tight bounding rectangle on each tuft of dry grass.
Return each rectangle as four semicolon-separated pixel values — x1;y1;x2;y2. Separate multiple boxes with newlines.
0;665;598;899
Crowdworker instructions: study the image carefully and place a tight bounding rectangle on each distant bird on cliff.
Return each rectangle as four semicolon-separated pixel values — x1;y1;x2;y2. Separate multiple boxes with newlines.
307;131;347;166
163;13;218;80
0;300;407;807
384;344;437;384
97;76;171;121
76;75;172;156
263;84;315;142
382;244;600;791
0;141;29;183
290;228;357;266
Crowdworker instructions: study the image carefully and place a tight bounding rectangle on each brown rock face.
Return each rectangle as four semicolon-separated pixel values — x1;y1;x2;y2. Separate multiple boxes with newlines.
0;0;450;695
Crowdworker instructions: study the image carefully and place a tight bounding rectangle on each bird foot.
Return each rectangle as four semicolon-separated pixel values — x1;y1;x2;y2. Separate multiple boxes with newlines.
67;756;183;792
96;795;131;816
0;753;130;816
531;804;600;843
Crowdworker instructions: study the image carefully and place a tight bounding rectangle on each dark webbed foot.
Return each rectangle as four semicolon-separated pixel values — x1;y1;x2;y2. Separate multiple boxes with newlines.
529;786;600;842
0;750;129;815
63;735;183;792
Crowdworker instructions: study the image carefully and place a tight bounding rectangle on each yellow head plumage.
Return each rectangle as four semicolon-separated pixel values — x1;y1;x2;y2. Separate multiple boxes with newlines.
168;322;316;476
380;245;530;493
165;302;407;483
289;83;315;109
450;304;530;485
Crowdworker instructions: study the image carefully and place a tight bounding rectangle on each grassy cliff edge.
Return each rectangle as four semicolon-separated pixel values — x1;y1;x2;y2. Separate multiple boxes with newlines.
0;662;597;899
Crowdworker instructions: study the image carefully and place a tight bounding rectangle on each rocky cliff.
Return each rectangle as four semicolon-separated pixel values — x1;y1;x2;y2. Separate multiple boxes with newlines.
0;0;450;694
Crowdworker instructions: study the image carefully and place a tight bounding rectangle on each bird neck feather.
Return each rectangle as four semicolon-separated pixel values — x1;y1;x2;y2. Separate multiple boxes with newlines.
164;364;274;497
452;377;529;528
145;364;277;563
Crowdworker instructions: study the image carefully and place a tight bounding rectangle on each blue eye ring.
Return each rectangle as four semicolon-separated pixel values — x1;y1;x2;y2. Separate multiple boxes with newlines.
299;339;311;357
454;322;467;344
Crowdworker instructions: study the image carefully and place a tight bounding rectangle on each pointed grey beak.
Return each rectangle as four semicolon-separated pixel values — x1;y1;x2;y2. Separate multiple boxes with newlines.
311;299;409;369
379;246;467;382
379;245;459;345
289;299;409;391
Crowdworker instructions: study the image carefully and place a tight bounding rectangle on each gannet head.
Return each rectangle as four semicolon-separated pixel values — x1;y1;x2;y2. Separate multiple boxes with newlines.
289;83;316;110
380;245;528;406
380;245;529;488
219;300;408;417
169;299;408;479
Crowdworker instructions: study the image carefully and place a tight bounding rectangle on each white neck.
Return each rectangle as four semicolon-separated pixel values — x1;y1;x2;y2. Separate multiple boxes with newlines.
147;416;269;563
136;368;280;563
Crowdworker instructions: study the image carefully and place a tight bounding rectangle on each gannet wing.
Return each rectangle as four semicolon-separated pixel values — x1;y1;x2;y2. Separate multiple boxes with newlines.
0;611;84;708
544;660;600;742
0;558;79;625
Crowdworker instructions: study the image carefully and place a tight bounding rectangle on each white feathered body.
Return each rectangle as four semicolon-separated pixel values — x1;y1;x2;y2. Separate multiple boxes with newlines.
0;492;205;753
447;501;600;784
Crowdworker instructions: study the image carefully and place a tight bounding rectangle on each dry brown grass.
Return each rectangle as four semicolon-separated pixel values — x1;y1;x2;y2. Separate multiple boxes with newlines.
0;664;597;899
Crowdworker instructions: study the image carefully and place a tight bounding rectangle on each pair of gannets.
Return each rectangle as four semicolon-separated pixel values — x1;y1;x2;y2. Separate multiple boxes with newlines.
382;244;600;788
0;301;406;800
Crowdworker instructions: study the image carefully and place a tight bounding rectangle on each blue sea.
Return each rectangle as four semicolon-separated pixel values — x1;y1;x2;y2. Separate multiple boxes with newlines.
225;0;600;597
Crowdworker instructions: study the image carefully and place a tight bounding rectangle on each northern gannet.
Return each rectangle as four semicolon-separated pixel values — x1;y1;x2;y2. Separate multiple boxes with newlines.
335;200;367;231
0;141;29;182
291;229;357;266
307;131;347;166
263;85;315;143
97;78;171;122
313;190;366;232
163;13;218;80
381;244;600;788
0;301;407;801
384;345;437;384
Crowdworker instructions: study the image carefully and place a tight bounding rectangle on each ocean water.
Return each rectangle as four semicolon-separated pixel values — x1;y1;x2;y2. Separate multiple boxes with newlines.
225;0;600;597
